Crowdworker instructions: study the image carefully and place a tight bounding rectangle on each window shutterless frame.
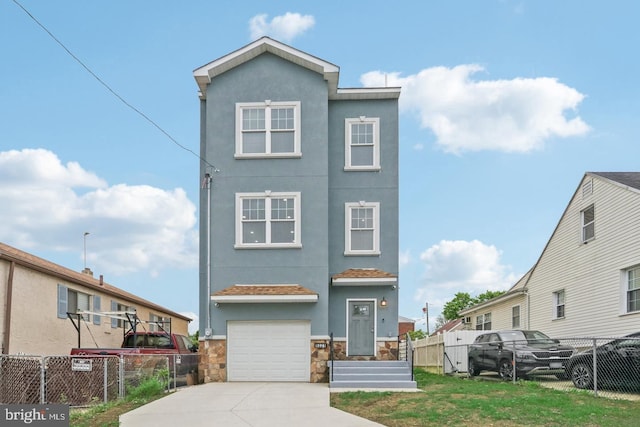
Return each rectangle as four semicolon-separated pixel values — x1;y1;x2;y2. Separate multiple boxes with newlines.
344;117;380;171
344;201;380;255
235;191;302;248
235;101;301;158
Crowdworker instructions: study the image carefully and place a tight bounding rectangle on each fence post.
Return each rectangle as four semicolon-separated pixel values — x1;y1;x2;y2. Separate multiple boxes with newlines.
40;356;46;404
512;341;517;384
592;338;598;397
103;357;108;403
119;355;125;399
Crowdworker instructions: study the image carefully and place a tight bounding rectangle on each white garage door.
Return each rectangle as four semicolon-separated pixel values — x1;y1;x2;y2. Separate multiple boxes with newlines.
227;320;310;382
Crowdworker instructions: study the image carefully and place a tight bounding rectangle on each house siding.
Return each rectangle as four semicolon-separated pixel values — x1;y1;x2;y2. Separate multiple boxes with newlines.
463;295;528;331
528;175;640;337
197;39;400;382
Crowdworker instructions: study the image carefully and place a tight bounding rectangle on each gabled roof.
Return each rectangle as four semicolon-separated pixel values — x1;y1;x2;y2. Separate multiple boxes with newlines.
432;318;463;335
589;172;640;192
211;284;318;303
0;242;191;321
460;171;640;316
331;268;398;286
193;37;400;101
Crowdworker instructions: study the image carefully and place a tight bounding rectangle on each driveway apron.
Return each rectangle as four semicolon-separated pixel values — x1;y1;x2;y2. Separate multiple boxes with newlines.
119;382;384;427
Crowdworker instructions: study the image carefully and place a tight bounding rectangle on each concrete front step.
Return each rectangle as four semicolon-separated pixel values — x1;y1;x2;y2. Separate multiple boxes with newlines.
329;360;417;389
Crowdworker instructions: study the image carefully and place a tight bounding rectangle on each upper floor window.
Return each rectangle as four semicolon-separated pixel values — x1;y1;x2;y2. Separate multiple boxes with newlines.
236;192;301;248
345;117;380;170
111;301;136;329
345;202;380;255
235;101;301;158
475;313;492;330
553;290;565;319
627;266;640;313
511;305;521;328
57;284;92;321
581;205;595;242
149;314;170;332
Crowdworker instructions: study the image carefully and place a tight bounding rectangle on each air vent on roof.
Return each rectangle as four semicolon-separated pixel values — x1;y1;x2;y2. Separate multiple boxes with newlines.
582;179;593;199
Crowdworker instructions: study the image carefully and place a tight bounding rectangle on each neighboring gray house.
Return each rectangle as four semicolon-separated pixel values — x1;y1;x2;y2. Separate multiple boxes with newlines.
460;172;640;338
194;38;400;382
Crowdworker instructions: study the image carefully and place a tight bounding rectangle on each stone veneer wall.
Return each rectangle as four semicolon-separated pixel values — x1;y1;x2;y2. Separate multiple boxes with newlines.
330;340;399;361
199;339;226;383
310;340;330;382
200;338;332;383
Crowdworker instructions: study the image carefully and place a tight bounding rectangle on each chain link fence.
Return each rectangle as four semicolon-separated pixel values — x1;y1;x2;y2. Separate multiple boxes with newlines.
440;335;640;400
0;353;199;406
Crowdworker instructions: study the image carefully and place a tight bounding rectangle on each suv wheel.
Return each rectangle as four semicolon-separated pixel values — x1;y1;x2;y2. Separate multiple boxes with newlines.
498;359;514;381
468;358;480;376
571;363;593;389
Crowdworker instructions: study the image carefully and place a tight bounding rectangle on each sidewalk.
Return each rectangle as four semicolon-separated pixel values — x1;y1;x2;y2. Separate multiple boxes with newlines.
120;382;385;427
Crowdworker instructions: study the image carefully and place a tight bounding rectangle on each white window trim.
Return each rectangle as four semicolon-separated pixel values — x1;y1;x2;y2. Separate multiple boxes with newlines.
511;304;521;329
344;117;381;171
235;191;302;249
475;312;492;330
344;201;380;256
623;266;640;314
552;290;565;320
235;101;301;158
581;205;595;243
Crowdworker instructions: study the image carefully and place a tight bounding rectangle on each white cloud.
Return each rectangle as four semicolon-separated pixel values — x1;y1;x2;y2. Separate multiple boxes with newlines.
361;65;590;154
249;12;315;42
399;249;411;267
414;240;519;322
0;149;198;276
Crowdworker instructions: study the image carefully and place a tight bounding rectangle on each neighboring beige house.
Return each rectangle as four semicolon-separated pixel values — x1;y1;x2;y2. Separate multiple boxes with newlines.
460;269;531;331
460;172;640;338
0;242;192;355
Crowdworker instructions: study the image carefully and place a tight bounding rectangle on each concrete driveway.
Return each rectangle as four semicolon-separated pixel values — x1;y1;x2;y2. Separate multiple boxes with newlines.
119;382;384;427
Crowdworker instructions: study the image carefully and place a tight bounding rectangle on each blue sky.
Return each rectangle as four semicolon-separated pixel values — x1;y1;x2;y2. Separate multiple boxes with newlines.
1;1;639;333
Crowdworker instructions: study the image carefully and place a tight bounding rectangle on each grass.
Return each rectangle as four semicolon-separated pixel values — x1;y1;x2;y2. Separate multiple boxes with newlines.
69;375;167;427
330;368;640;427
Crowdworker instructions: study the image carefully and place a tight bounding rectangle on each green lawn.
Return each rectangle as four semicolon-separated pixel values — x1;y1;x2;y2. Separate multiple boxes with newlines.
330;368;640;427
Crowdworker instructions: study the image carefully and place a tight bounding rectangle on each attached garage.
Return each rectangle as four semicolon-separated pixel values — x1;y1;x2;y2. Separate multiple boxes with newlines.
227;320;311;382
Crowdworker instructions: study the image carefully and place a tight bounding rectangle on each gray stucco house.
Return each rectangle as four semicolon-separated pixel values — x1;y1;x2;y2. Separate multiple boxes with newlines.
194;38;400;383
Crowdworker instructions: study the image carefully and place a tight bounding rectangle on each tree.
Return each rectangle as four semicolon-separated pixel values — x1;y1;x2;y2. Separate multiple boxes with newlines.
442;290;507;321
434;314;446;331
442;292;474;321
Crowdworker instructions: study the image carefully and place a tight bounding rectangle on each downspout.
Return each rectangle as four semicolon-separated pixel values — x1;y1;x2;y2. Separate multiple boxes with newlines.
205;172;212;335
2;261;15;354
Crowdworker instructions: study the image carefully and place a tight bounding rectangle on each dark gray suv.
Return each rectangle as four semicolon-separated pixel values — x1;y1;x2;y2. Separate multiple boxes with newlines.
468;330;575;380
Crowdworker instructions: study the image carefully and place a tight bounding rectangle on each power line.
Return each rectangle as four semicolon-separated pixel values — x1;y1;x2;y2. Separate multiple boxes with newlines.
11;0;216;172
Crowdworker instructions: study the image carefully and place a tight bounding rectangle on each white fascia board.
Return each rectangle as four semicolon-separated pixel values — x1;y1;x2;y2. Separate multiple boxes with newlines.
211;294;318;303
194;37;339;98
331;87;401;100
332;277;397;286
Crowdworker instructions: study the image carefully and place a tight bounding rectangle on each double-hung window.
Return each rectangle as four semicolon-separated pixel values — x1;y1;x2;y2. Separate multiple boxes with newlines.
345;117;380;170
236;192;301;248
475;313;492;330
236;101;301;157
511;305;521;328
553;290;565;319
627;266;640;313
581;205;595;242
345;202;380;255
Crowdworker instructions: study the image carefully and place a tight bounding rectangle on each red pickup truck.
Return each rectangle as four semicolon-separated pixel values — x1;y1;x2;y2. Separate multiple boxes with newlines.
71;332;198;384
70;331;197;356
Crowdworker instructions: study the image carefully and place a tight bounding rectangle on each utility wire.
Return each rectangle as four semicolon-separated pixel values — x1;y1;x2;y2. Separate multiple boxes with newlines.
12;0;217;172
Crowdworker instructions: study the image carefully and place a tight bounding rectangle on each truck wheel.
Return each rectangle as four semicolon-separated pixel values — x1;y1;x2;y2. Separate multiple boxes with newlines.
499;359;514;381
